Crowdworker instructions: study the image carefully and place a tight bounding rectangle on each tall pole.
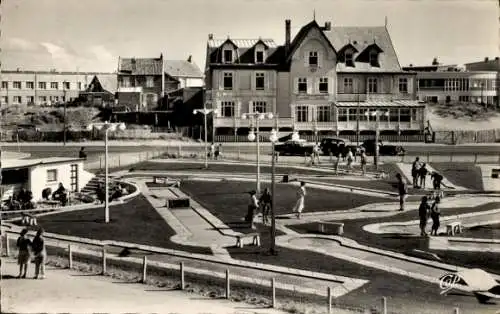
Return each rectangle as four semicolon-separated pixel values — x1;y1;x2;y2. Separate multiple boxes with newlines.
356;93;360;146
375;113;380;171
104;128;109;223
256;118;261;194
63;85;67;145
270;141;277;255
204;112;208;169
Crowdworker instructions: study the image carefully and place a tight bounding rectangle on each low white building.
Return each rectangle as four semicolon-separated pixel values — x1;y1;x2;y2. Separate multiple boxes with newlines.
1;157;94;202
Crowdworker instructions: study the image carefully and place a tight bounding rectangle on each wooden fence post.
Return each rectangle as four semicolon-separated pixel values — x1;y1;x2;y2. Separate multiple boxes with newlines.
381;296;387;314
5;233;10;257
101;246;107;275
271;278;276;308
142;256;147;283
225;269;230;299
327;287;332;314
180;262;185;290
68;244;73;269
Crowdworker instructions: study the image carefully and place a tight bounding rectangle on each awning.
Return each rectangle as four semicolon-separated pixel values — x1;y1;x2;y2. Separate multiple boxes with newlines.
335;100;426;108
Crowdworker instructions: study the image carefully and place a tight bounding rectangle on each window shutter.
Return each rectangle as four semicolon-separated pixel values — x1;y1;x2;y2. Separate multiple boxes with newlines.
407;77;413;94
265;72;270;90
304;50;309;67
249;100;253;113
328;76;334;94
217;101;222;115
318;51;323;68
237;101;241;117
307;78;313;94
219;72;223;90
294;77;298;93
251;72;256;91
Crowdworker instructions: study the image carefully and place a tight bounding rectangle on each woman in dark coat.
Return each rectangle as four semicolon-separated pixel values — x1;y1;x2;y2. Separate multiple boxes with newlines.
430;196;441;236
16;228;32;278
32;228;47;279
418;196;430;236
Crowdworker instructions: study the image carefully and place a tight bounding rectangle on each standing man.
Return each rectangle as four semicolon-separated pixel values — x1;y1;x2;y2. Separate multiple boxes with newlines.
411;157;421;188
360;149;367;176
396;173;408;211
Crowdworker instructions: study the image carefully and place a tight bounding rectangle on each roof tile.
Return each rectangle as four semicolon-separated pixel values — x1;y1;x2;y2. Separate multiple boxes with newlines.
164;60;203;78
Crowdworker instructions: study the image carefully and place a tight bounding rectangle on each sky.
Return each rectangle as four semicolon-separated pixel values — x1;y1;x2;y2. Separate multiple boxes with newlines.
1;0;498;73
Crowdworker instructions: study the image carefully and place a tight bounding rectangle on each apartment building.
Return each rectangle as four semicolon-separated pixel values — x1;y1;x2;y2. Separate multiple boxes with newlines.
205;19;424;140
117;54;204;111
0;70;116;106
403;62;498;106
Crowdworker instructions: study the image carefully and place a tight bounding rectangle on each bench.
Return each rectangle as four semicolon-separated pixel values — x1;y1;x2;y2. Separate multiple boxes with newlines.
317;222;344;235
235;232;261;248
446;221;463;236
491;169;500;179
21;213;37;226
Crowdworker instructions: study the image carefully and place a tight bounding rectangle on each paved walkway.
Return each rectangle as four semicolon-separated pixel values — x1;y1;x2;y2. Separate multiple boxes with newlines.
1;259;288;314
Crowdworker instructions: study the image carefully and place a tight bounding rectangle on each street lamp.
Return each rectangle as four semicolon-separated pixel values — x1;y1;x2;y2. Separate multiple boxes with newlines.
63;81;68;146
269;129;279;255
242;111;274;193
365;110;389;171
86;121;126;223
193;108;218;169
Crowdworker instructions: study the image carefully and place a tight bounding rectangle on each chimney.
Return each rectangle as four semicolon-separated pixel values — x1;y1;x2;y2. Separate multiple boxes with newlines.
187;55;192;63
323;22;331;31
484;57;489;62
208;33;213;40
285;19;291;55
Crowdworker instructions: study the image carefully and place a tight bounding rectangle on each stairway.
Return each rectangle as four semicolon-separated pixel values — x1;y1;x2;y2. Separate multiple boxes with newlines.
80;173;119;199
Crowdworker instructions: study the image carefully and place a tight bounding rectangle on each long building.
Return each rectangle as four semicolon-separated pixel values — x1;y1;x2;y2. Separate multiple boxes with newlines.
0;70;116;106
403;61;498;106
205;19;425;141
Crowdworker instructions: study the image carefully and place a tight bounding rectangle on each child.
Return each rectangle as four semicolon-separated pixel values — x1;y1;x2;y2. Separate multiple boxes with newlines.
32;228;46;279
16;228;32;279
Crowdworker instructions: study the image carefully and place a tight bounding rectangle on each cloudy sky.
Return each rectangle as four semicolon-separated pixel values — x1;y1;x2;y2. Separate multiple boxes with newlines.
2;0;498;72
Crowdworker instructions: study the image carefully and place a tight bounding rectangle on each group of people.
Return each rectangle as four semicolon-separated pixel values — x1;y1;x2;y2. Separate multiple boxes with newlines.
245;182;307;227
418;195;442;236
332;148;367;175
209;143;222;160
96;183;128;204
42;183;69;206
3;188;36;211
16;228;47;279
411;157;444;190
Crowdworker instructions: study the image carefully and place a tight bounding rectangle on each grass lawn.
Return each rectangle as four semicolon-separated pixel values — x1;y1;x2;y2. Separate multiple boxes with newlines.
290;202;500;274
22;195;211;255
429;162;484;191
180;180;389;230
458;223;500;240
227;246;496;314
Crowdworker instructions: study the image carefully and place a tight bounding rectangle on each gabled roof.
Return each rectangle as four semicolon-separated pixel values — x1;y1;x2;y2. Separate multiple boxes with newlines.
119;57;163;75
325;26;401;72
253;38;270;49
286;20;337;62
207;38;277;49
164;60;203;78
337;43;359;54
85;76;106;93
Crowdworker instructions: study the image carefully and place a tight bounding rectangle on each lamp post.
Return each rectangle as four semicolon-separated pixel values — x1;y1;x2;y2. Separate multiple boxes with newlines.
269;129;279;255
242;112;274;193
193;108;218;169
365;110;389;171
63;81;68;145
86;122;126;223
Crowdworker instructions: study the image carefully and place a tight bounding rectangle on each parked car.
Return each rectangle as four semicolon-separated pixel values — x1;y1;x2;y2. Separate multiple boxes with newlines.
274;139;315;156
319;137;358;156
360;139;405;156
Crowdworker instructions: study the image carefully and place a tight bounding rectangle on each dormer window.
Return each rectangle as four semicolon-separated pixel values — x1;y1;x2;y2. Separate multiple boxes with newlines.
369;51;379;67
255;50;264;64
223;49;233;63
309;51;318;66
345;52;354;67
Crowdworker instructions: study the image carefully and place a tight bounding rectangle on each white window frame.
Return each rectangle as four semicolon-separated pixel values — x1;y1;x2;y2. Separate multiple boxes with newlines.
369;51;378;66
50;82;58;89
63;81;71;90
13;96;22;104
121;77;130;88
368;78;378;93
1;81;8;89
317;105;330;122
345;52;354;66
221;101;235;117
223;72;233;90
255;50;265;64
252;101;267;113
1;96;8;104
38;82;47;89
39;96;47;102
319;78;329;94
146;76;155;88
298;78;307;94
13;81;22;89
27;96;35;103
338;108;348;121
26;81;34;89
223;49;233;64
47;169;58;183
399;78;408;94
344;78;354;93
309;51;318;66
295;105;309;122
255;72;265;90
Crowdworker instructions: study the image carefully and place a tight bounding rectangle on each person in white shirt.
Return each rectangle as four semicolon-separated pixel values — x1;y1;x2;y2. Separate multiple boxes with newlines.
346;149;354;172
292;182;307;219
245;190;259;229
